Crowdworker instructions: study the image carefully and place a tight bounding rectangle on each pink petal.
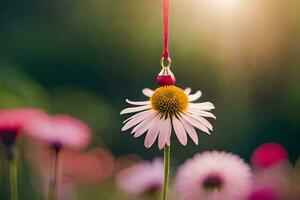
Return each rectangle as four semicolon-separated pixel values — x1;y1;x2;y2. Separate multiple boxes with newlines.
24;114;91;150
121;110;155;131
181;114;210;135
131;112;156;134
142;88;154;97
133;114;157;138
158;117;171;150
188;91;202;102
144;118;161;148
184;88;191;95
120;105;151;115
123;110;152;123
125;99;150;106
172;116;187;145
179;116;199;145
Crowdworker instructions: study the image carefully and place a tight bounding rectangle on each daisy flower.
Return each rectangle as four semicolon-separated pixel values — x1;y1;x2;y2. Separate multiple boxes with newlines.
116;158;164;195
120;86;215;149
24;114;91;200
24;114;91;151
175;151;253;200
0;108;45;146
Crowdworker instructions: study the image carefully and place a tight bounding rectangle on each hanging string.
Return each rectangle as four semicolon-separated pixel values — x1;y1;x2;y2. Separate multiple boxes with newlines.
162;0;170;60
157;0;175;86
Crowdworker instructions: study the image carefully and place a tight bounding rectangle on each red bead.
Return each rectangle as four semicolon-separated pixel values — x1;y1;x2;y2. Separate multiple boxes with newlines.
156;75;176;86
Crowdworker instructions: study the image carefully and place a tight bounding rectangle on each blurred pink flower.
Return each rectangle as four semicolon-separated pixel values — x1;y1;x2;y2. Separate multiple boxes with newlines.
115;154;142;173
175;151;253;200
24;114;91;151
62;148;114;185
251;161;292;200
0;108;45;146
251;143;288;169
27;144;114;199
248;186;279;200
116;158;164;195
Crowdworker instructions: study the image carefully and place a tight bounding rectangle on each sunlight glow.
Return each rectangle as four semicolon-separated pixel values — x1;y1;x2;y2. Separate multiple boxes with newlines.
211;0;242;14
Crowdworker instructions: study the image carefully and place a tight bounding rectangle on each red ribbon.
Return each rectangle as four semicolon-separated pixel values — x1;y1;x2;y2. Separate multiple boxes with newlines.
162;0;170;60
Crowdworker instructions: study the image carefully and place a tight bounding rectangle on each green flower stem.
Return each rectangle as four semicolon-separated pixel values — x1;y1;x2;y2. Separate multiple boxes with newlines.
162;145;170;200
154;189;161;200
48;148;61;200
8;156;18;200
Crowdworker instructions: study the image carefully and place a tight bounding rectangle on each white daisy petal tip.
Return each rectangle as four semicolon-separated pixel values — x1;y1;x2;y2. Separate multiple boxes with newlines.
194;90;202;96
188;91;202;102
125;99;150;106
209;103;216;109
184;87;192;95
142;88;154;97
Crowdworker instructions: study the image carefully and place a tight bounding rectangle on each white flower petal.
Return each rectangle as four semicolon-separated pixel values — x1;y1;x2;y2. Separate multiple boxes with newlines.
172;116;188;146
144;117;161;148
158;117;171;150
121;110;155;131
189;102;215;111
142;88;154;97
188;91;202;102
120;105;151;115
181;114;210;135
133;114;157;138
179;116;199;145
188;109;216;119
186;113;213;131
184;88;191;95
126;99;150;106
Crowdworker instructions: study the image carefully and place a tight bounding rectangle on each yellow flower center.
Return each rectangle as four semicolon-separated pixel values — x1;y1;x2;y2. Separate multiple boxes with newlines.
150;86;189;117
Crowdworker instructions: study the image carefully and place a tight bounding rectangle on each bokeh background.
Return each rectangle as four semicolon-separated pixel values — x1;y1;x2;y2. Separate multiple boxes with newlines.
0;0;299;199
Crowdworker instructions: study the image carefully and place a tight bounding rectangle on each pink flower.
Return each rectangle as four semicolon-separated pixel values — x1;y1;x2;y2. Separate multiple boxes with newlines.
175;151;253;200
26;144;114;199
251;160;291;200
251;143;288;169
116;158;164;195
248;186;279;200
62;148;114;185
0;108;45;146
24;114;91;151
